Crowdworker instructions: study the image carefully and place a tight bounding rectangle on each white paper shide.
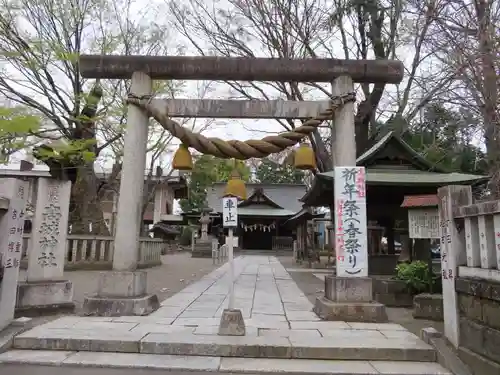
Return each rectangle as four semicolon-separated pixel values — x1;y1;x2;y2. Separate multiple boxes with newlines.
334;166;368;277
222;197;238;228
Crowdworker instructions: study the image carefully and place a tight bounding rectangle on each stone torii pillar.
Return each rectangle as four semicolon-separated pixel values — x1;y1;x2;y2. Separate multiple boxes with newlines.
83;71;160;316
313;76;388;323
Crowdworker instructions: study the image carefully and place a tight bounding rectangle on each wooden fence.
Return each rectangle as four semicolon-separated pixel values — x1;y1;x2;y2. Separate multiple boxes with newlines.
21;234;164;270
272;236;294;251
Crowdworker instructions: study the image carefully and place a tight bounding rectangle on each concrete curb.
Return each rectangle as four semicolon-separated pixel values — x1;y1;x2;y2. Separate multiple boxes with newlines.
0;317;34;353
420;327;472;375
0;350;452;375
13;330;437;362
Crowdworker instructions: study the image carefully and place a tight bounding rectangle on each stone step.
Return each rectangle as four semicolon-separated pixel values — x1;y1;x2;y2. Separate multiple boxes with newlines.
13;328;436;362
0;350;452;374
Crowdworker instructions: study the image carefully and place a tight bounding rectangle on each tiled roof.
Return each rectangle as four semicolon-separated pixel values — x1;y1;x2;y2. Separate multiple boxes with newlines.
400;195;439;208
207;183;306;214
315;169;487;185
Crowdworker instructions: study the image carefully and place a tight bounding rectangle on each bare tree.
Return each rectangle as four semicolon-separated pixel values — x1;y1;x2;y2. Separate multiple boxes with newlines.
423;0;499;194
0;0;182;233
168;0;452;173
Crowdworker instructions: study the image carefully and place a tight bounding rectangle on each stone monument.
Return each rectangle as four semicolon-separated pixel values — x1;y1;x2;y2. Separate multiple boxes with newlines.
16;177;74;315
192;207;214;258
0;178;28;330
313;76;388;323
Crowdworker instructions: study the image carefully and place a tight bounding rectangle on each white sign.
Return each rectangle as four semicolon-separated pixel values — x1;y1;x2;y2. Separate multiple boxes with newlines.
408;208;439;239
334;166;368;277
222;197;238;227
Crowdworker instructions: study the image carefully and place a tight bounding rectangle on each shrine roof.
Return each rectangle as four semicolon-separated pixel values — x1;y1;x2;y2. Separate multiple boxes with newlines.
317;169;487;185
301;168;488;207
400;195;439;208
356;131;446;171
237;206;296;217
283;207;326;225
207;182;306;214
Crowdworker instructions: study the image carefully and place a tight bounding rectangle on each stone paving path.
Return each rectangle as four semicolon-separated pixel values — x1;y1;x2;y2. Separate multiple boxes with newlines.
0;255;452;375
151;255;319;329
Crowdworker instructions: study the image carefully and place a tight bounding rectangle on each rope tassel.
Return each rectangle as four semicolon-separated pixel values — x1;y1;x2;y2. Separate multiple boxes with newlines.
126;93;356;160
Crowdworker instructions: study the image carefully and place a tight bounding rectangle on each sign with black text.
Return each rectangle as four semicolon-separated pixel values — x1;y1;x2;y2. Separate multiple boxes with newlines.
222;197;238;228
334;166;368;277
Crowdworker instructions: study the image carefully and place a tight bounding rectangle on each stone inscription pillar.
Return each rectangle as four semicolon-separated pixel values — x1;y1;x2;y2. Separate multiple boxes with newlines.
17;178;74;314
313;76;387;323
437;185;471;348
0;178;28;330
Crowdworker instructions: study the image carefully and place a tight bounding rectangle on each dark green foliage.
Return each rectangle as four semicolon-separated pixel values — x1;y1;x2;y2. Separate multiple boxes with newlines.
255;157;305;184
394;261;441;295
402;104;486;175
179;155;251;213
179;226;193;246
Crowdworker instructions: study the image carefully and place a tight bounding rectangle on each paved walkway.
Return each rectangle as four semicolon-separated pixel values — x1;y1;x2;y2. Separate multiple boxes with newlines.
151;255;318;329
0;256;450;375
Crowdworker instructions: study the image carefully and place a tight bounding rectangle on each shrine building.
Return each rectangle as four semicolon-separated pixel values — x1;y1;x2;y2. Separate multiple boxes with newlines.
204;183;322;251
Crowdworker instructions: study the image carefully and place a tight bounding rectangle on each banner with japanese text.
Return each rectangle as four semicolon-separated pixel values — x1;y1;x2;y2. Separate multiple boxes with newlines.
334;166;368;277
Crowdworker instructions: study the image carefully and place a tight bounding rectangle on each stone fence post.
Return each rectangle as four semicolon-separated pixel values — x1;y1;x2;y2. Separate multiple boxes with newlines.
437;185;471;348
0;178;28;330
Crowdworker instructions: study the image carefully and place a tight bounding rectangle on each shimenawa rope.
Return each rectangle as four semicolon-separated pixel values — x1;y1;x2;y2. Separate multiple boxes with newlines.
126;92;356;160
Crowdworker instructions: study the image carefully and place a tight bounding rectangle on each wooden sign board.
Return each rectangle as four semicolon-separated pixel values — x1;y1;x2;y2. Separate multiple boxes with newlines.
408;208;439;239
222;197;238;228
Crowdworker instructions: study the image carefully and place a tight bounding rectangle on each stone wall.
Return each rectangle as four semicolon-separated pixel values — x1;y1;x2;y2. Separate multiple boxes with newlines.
455;277;500;374
368;255;399;275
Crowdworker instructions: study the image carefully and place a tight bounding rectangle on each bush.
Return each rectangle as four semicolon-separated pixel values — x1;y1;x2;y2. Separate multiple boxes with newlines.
394;261;441;295
179;227;193;246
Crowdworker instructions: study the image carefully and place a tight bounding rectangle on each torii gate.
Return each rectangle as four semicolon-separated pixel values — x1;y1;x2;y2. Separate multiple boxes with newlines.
78;54;403;318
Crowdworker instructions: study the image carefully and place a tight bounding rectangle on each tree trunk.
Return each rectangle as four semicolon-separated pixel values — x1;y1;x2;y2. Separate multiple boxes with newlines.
69;163;110;235
475;0;500;197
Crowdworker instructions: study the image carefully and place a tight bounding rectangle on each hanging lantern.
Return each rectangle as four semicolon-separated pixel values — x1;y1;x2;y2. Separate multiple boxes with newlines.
294;142;316;170
172;144;193;171
224;169;247;200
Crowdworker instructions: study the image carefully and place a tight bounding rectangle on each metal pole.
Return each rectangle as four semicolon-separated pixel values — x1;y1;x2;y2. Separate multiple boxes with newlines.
228;227;235;310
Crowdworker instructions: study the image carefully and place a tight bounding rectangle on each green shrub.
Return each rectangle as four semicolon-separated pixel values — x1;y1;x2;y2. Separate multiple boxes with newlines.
394;261;440;295
179;227;193;246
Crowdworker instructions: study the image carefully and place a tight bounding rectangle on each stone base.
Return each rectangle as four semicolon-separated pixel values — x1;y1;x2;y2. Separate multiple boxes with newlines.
82;294;159;317
15;280;75;316
413;293;443;321
373;278;414;307
218;308;246;336
191;242;213;258
313;296;388;323
81;271;160;316
13;317;437;362
324;275;373;302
